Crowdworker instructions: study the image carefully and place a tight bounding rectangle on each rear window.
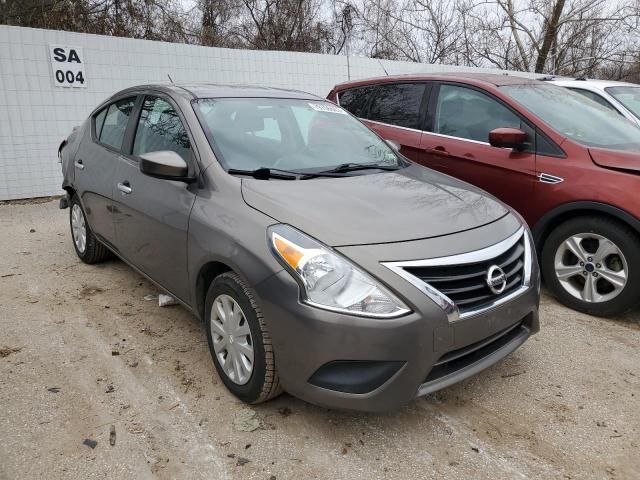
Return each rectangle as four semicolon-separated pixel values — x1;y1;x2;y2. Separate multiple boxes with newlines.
338;86;375;118
98;97;136;150
368;83;426;129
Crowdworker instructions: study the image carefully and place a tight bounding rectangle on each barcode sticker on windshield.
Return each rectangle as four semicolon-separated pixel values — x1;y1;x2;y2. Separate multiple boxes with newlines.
308;102;347;114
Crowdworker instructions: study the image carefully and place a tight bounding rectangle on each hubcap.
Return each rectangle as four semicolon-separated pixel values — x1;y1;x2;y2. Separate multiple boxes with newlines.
554;233;628;303
210;294;254;385
71;204;87;253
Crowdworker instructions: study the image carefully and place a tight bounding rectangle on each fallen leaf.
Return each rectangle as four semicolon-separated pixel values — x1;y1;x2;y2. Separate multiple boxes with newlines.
0;346;21;358
233;408;260;432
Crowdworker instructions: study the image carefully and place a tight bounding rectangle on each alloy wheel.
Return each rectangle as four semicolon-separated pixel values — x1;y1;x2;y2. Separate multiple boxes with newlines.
71;203;87;254
210;294;254;385
554;233;628;303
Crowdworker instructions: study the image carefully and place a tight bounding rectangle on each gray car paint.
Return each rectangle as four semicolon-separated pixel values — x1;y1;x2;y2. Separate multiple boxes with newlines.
242;163;508;246
61;83;540;411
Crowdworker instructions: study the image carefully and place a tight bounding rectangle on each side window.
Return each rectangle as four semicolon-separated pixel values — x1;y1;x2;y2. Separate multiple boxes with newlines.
434;85;522;143
368;83;426;129
133;96;191;162
93;107;107;139
99;97;136;150
536;131;565;157
338;86;375;118
569;88;620;114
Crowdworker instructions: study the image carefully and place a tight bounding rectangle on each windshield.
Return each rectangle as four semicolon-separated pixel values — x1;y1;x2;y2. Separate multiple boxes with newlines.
194;98;400;173
605;86;640;120
502;84;640;151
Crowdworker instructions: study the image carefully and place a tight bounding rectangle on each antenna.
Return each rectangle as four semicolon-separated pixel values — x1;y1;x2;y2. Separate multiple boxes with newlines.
378;60;389;76
167;74;174;84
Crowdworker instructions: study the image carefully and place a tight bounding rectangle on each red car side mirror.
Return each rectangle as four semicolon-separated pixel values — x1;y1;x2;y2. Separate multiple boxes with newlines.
489;128;528;150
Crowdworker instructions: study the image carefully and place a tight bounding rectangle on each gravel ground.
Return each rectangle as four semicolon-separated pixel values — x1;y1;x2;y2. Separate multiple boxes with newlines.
0;199;638;480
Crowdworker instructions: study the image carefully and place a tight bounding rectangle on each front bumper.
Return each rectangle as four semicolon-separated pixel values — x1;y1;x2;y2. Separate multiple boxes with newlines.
254;265;539;412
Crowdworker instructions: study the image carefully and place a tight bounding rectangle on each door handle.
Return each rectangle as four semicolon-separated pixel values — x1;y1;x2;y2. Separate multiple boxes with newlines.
74;159;85;170
426;146;450;157
117;182;132;195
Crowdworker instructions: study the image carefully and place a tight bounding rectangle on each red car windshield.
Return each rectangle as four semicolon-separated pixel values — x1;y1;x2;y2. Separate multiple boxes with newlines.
503;84;640;151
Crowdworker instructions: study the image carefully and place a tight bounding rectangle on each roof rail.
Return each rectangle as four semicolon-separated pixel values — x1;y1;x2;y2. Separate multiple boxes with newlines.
575;76;587;81
538;75;555;81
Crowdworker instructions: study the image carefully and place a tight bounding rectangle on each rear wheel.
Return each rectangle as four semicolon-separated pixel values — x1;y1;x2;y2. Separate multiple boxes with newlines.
204;272;282;404
541;216;640;317
69;195;110;264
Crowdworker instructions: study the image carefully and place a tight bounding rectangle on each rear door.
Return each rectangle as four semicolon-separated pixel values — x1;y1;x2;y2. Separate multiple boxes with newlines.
421;83;537;216
74;96;137;245
112;94;198;302
338;83;429;162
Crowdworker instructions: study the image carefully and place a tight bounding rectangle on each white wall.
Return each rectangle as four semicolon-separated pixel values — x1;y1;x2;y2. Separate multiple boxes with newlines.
0;25;538;200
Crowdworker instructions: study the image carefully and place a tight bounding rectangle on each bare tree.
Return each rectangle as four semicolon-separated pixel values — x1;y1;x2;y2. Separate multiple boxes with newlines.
461;0;639;75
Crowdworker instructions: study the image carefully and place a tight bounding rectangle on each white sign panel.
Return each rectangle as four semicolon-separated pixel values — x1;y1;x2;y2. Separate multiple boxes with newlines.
49;45;87;88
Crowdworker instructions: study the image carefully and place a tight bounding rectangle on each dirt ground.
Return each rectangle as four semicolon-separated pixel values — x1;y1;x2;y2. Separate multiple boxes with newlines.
0;199;638;480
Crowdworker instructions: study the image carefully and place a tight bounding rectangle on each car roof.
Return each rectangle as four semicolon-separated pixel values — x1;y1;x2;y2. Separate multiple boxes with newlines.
334;72;539;90
112;83;322;101
545;78;639;88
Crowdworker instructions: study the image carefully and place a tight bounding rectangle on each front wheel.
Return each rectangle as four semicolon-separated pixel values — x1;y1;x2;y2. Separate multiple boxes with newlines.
204;272;282;404
541;216;640;317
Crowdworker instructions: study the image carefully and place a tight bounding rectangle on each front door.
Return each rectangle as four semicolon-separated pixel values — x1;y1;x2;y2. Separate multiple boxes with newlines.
113;95;197;302
420;83;537;217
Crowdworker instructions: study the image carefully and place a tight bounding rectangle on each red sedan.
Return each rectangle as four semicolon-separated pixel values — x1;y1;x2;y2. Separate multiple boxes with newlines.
328;73;640;317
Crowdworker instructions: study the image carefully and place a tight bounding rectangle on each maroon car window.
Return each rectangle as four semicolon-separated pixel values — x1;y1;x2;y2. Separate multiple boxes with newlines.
338;86;375;118
368;83;425;129
435;85;522;143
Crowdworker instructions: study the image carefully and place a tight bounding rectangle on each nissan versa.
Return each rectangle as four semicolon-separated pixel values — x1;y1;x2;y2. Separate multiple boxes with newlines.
330;73;640;317
58;84;539;411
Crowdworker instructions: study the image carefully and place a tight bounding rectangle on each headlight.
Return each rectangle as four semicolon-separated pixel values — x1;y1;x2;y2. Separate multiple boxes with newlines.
268;225;410;318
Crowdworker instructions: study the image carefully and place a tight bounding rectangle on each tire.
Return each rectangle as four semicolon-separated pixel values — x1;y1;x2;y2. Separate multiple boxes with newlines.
541;215;640;317
69;195;110;264
204;272;282;404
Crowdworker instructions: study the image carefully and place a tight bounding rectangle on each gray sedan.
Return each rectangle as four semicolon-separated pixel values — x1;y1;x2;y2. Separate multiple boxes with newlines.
58;84;539;411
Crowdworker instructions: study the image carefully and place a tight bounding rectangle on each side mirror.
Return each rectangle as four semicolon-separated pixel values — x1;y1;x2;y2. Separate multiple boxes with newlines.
139;151;190;181
488;128;528;150
386;139;401;152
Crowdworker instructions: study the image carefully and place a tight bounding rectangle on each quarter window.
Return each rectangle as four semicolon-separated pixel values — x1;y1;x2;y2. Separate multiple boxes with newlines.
133;97;191;162
368;83;426;129
99;97;135;150
93;107;107;139
435;85;521;143
338;86;375;118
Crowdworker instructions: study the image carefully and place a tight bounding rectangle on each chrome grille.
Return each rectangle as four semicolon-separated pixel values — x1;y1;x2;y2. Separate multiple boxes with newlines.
404;236;525;314
382;227;532;322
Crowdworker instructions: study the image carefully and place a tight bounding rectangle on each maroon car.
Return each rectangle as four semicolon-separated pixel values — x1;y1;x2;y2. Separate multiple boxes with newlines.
328;73;640;317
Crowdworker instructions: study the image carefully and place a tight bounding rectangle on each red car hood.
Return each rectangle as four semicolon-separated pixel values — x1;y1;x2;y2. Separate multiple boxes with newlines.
589;148;640;173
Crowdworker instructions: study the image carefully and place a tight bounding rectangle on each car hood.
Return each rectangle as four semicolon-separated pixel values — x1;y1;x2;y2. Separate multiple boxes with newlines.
241;164;509;246
589;147;640;173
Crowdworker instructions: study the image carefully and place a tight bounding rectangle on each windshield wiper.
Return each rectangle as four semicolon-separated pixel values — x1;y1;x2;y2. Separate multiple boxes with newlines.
316;163;402;175
227;168;298;180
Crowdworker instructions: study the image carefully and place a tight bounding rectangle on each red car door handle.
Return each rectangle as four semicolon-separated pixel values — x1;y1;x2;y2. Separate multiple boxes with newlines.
426;146;450;157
